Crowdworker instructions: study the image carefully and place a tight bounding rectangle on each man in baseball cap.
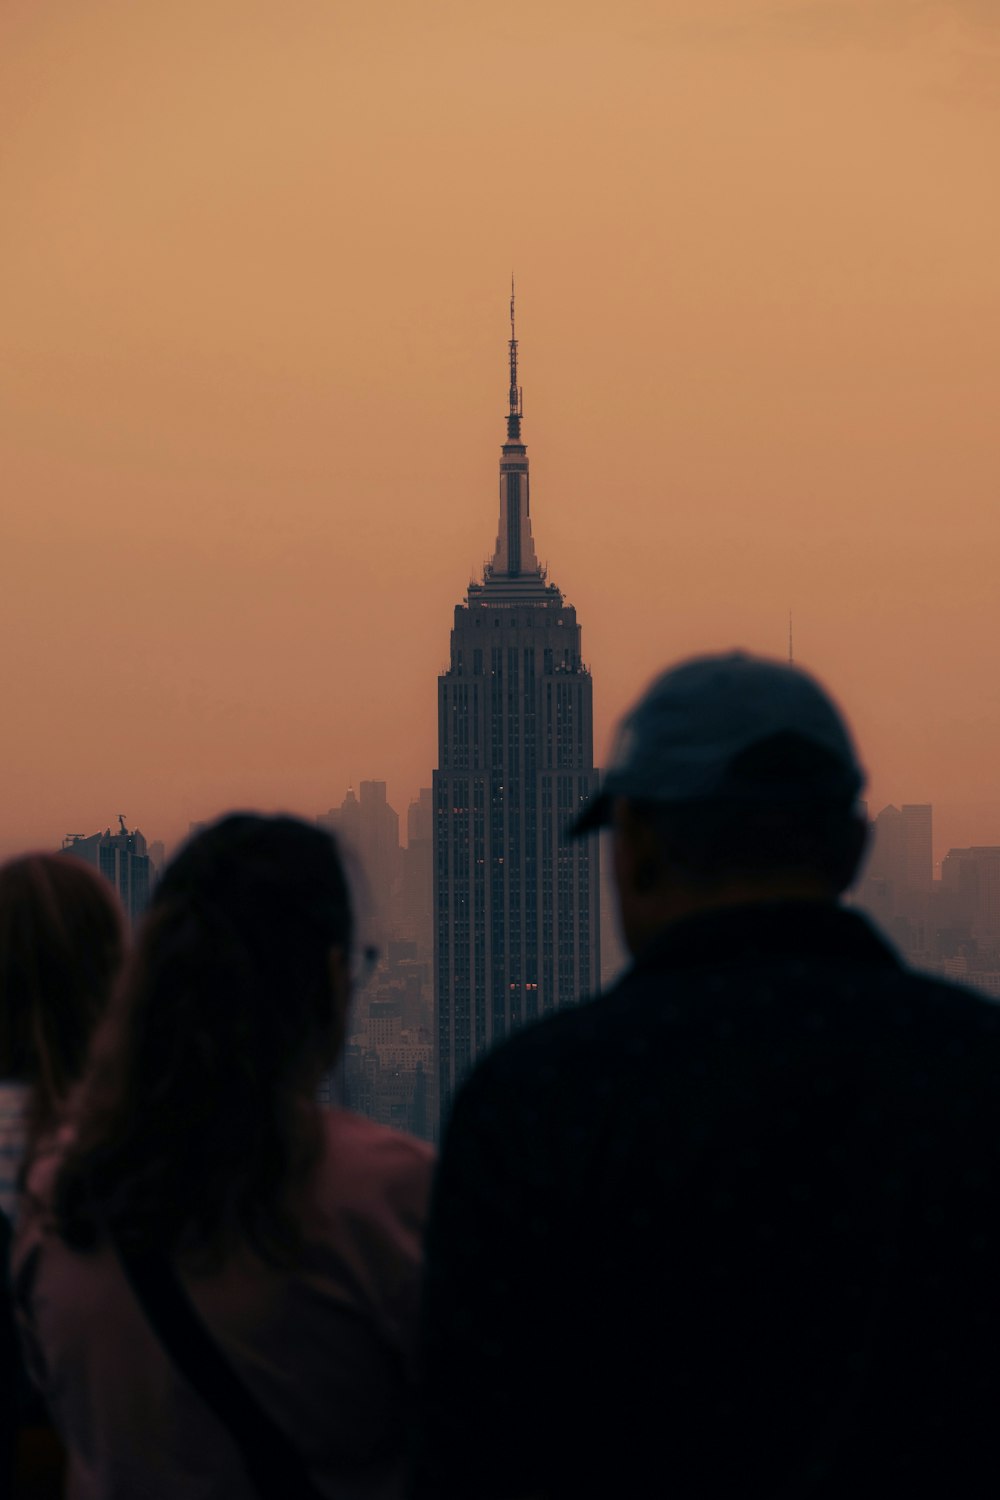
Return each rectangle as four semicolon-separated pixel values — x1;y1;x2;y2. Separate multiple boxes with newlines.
574;649;864;828
414;652;1000;1500
570;651;868;953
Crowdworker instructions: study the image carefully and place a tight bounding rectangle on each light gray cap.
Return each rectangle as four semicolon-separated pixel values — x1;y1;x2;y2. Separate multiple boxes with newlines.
572;651;865;835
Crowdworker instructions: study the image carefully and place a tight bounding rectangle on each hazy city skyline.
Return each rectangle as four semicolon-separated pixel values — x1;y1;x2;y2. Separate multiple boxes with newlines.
3;1;999;865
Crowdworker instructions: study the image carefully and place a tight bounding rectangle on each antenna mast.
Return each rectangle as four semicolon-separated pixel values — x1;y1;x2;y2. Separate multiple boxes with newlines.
507;274;522;439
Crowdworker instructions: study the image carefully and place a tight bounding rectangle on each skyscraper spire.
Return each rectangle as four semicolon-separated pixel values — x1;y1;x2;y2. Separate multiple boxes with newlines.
488;281;539;584
434;301;600;1122
507;274;522;441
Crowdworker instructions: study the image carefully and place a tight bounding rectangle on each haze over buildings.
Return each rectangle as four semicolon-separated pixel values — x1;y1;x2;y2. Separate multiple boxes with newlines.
319;781;401;944
855;805;1000;1002
315;782;436;1139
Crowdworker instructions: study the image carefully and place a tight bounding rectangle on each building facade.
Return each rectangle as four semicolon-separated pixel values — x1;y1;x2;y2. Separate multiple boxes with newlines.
319;780;401;946
339;936;435;1141
62;817;151;925
858;802;934;947
940;846;1000;937
434;296;601;1124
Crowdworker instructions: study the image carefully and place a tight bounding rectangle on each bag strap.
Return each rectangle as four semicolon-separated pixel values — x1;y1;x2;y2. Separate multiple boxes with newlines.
113;1237;326;1500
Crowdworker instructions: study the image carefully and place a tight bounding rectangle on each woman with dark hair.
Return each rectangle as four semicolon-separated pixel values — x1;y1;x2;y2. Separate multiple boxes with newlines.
0;852;125;1216
13;815;434;1500
0;852;125;1496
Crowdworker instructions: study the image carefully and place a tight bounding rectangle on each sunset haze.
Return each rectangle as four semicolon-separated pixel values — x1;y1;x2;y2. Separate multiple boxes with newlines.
2;0;998;864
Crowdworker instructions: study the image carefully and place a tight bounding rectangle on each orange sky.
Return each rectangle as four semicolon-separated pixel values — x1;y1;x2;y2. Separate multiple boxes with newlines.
1;0;998;865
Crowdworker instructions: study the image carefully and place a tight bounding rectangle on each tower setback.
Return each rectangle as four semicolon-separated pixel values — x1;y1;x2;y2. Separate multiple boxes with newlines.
433;293;601;1124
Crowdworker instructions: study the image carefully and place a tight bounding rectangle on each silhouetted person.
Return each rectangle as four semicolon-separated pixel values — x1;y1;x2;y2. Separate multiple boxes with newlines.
14;814;434;1500
0;853;125;1215
0;852;125;1496
412;652;1000;1500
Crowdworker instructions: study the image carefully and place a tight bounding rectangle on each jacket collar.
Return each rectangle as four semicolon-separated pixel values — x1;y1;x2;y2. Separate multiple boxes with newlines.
631;900;901;977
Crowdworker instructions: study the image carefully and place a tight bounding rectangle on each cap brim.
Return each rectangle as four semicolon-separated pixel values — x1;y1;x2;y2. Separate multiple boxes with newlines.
568;791;611;838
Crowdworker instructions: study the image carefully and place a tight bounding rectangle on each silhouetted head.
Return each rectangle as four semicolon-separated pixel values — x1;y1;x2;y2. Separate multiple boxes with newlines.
53;814;355;1262
0;852;125;1141
150;812;355;1079
572;653;868;955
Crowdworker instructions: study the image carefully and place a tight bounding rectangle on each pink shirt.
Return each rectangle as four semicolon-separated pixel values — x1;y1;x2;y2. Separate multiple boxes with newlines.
13;1109;434;1500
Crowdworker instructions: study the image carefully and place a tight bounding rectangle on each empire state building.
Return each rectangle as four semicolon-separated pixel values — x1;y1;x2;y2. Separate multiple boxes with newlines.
434;293;601;1121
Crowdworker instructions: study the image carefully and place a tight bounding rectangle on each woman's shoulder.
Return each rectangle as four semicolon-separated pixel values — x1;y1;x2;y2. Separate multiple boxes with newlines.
319;1108;434;1191
310;1109;435;1238
321;1107;434;1159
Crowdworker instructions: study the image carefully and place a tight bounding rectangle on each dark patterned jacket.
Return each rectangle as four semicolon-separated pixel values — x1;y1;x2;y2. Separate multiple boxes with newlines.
413;901;1000;1499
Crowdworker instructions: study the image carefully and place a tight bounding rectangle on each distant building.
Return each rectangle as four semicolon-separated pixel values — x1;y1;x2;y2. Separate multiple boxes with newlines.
319;786;436;1138
858;803;934;951
433;294;601;1127
341;940;435;1140
319;781;401;943
900;804;933;895
865;804;932;902
400;789;433;956
62;817;151;924
855;825;1000;1004
940;847;1000;937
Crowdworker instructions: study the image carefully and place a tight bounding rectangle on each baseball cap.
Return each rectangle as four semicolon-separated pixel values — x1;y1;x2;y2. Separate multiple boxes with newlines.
572;651;865;836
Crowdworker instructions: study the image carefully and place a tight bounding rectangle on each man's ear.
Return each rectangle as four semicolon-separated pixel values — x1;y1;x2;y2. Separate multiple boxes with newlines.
612;799;665;895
